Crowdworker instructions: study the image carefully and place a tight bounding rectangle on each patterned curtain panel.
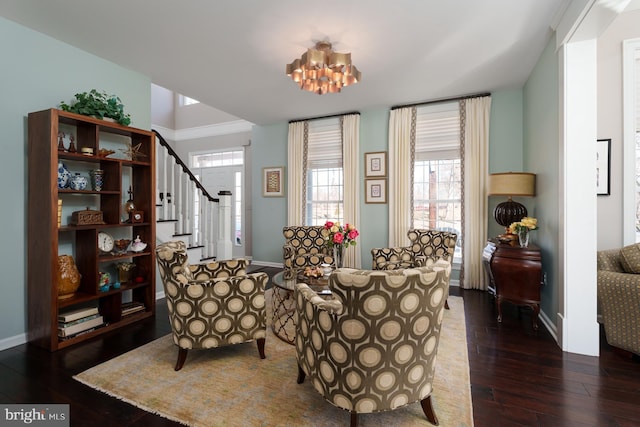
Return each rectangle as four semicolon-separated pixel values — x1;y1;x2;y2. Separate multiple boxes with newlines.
388;107;416;247
460;96;491;289
341;114;361;268
287;121;307;225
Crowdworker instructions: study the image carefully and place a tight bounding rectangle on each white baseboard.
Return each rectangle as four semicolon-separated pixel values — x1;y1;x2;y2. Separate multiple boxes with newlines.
539;309;558;342
250;260;284;268
0;333;27;352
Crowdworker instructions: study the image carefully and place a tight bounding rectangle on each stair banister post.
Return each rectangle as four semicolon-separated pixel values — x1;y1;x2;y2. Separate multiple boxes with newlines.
216;191;233;261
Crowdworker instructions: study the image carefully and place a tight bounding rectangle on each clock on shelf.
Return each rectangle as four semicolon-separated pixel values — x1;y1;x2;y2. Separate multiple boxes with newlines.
129;210;144;223
97;231;114;254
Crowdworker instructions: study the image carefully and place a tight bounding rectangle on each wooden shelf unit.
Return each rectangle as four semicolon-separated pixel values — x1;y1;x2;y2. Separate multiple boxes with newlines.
27;108;156;351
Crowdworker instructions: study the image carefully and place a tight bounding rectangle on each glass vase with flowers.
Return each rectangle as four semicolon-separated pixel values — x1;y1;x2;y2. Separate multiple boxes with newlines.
509;217;538;247
323;221;359;268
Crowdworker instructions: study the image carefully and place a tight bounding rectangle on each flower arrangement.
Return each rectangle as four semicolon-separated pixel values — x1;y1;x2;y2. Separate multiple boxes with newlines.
323;221;359;248
509;217;538;234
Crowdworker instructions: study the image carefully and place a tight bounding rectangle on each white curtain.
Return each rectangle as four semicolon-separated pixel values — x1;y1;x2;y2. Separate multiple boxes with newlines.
287;121;306;225
342;114;361;268
388;107;415;246
460;96;491;289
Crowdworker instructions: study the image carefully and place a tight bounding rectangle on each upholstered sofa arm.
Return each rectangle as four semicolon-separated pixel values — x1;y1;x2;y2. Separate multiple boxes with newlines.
189;258;249;279
370;247;413;269
295;283;344;316
597;249;625;273
597;270;640;355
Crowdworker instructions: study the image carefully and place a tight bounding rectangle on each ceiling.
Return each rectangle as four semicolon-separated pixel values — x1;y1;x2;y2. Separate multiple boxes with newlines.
1;1;575;126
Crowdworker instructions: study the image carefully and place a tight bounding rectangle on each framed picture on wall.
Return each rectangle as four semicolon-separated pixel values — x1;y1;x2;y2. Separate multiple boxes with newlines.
365;152;387;177
596;139;611;196
262;166;285;197
365;179;387;203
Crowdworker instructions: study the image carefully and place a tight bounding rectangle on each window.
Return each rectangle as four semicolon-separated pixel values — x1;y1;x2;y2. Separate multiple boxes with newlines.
234;171;242;245
189;150;244;247
180;95;200;106
413;102;462;262
192;150;243;168
305;118;343;225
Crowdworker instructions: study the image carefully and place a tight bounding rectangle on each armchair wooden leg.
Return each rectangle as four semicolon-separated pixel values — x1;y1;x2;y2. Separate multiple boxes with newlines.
420;395;439;426
256;337;266;359
174;348;188;371
297;363;306;384
350;412;358;427
445;299;450;310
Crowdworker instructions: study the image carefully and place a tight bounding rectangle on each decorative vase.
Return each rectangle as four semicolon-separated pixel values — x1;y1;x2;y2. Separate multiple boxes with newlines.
57;161;71;189
90;169;104;191
333;245;343;269
518;229;530;248
57;255;81;299
69;173;88;190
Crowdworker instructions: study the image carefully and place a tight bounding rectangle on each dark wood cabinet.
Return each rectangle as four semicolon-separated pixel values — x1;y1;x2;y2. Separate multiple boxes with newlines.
27;109;156;351
483;240;542;330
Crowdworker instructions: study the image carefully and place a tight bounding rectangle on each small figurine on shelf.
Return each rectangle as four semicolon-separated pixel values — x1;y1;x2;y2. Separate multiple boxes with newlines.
68;135;77;153
57;132;66;151
98;271;110;292
130;235;147;253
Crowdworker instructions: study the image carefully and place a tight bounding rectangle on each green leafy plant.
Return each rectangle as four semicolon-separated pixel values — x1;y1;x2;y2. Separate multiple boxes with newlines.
59;89;131;126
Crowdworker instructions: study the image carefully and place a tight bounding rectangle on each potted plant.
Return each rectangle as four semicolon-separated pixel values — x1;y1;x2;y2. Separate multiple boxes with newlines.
59;89;131;126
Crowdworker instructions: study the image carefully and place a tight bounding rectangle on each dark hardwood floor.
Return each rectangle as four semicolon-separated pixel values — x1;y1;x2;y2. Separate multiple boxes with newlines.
1;267;638;426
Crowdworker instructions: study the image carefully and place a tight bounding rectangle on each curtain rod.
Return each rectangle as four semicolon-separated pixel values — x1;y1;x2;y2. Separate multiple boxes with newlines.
391;92;491;110
289;111;360;124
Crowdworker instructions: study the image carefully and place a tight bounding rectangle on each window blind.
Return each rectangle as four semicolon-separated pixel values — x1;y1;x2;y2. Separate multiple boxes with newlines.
415;102;460;161
307;117;342;168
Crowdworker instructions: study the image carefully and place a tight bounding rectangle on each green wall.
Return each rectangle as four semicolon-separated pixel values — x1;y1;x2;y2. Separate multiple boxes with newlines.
523;35;560;321
0;17;151;347
487;89;525;239
252;91;527;273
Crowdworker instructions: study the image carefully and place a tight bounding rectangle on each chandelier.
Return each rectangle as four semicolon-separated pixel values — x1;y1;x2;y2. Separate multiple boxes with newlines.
286;41;361;95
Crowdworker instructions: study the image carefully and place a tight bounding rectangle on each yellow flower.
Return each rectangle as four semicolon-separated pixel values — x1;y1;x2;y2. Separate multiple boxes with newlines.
521;217;538;230
330;225;339;233
509;217;539;234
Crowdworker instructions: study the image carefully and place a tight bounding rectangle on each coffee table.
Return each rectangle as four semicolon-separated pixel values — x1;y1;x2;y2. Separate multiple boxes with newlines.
271;271;331;345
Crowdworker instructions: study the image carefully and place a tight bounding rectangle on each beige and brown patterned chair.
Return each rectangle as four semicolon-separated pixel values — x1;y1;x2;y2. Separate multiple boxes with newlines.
283;226;334;280
597;245;640;356
156;241;269;371
371;229;458;271
295;263;451;427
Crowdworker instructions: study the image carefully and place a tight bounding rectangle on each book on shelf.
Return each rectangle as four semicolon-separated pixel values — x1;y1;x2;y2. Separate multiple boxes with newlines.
59;323;107;340
59;313;101;327
58;306;99;323
121;302;145;316
58;315;104;337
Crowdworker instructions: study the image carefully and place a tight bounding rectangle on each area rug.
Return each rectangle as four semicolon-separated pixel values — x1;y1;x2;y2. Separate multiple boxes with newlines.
74;292;473;427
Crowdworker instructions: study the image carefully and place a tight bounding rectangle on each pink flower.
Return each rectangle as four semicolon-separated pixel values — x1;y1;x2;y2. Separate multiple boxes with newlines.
348;229;359;240
324;221;334;229
333;233;344;244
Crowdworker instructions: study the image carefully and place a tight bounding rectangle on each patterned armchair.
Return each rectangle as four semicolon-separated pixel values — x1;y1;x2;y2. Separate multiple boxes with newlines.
156;241;269;371
295;264;451;427
283;226;334;280
597;245;640;356
371;229;458;271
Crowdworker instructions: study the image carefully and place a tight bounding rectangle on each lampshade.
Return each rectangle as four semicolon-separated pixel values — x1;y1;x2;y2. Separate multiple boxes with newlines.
488;172;536;197
286;41;361;95
488;172;536;229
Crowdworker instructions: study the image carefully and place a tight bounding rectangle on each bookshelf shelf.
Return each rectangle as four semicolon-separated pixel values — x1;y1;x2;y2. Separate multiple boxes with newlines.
27;108;156;351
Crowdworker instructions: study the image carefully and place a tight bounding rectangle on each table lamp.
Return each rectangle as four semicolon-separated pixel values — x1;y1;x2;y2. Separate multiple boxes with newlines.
488;172;536;238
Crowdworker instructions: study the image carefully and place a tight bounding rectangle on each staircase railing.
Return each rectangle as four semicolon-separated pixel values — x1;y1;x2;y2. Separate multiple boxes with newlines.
153;130;220;259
